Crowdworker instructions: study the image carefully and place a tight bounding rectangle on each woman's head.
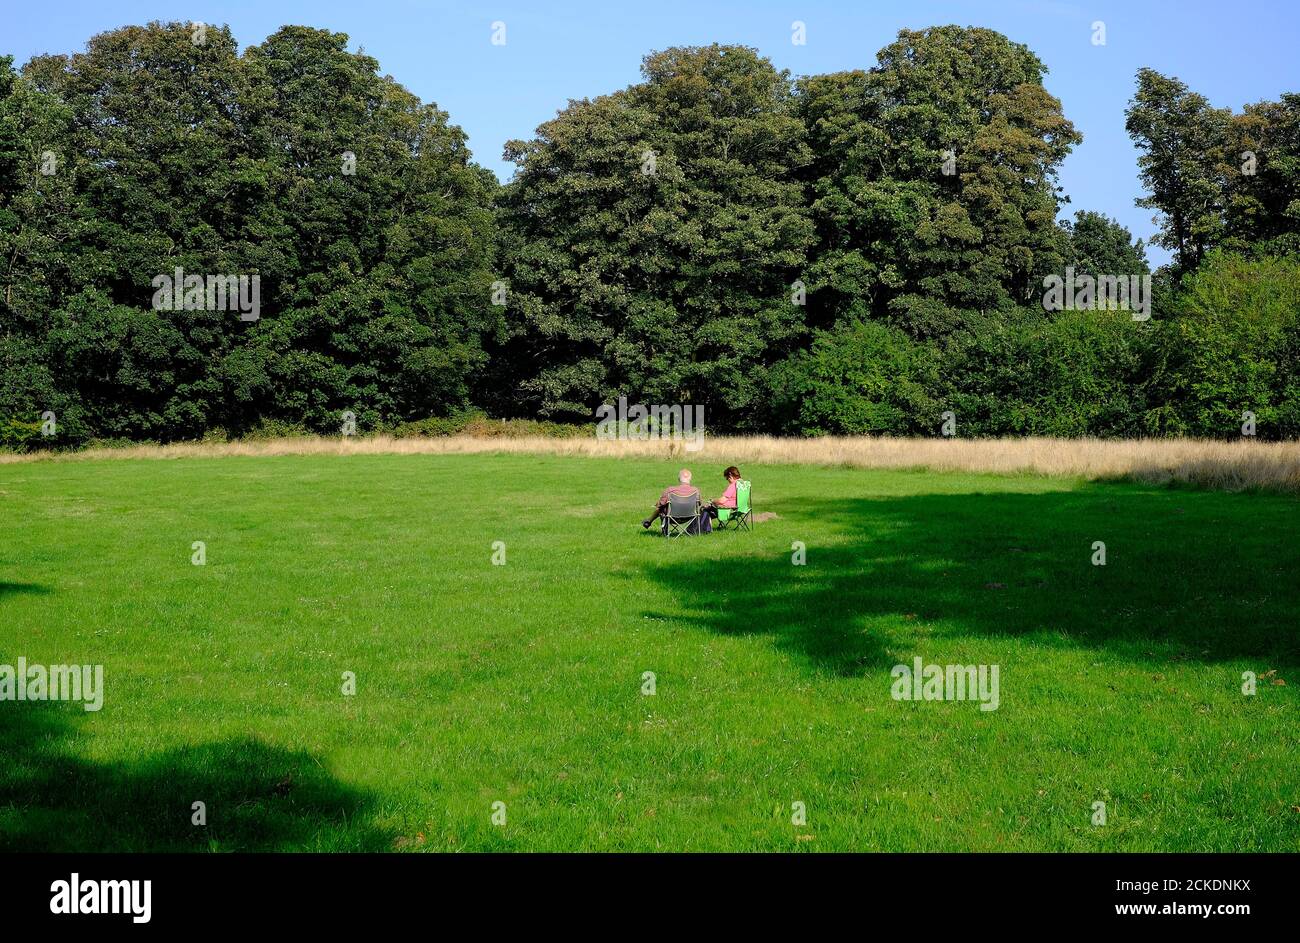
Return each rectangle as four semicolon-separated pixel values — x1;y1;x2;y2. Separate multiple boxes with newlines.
723;466;741;481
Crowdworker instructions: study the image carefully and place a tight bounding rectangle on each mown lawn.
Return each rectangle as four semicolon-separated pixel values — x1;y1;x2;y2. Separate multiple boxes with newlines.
0;452;1296;851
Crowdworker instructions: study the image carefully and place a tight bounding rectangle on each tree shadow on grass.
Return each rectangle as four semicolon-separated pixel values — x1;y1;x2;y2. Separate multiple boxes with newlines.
640;488;1300;676
0;582;52;599
0;697;392;852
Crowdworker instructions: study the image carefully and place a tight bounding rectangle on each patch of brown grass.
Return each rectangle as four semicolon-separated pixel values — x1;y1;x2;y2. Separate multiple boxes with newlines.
3;434;1298;495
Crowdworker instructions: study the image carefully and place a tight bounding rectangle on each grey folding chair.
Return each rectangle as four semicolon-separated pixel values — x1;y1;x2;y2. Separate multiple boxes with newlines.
663;492;701;538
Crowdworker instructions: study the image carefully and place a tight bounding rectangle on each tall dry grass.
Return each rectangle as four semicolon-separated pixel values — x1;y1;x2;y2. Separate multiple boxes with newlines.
3;434;1299;495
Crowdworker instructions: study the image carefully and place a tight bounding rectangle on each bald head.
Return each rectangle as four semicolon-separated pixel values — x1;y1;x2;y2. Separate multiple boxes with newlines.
678;469;692;484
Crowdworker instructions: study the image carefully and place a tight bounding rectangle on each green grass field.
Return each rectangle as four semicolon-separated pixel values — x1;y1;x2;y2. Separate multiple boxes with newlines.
1;452;1297;851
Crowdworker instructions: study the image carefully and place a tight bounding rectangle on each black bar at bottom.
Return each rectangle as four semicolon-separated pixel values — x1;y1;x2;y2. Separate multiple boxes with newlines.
1;852;1292;930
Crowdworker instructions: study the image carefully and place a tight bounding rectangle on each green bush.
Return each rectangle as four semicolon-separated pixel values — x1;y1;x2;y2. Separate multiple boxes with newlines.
768;320;939;435
238;420;314;441
460;416;591;439
940;308;1163;437
1166;252;1300;438
83;437;152;451
388;415;475;438
0;417;46;452
389;410;590;439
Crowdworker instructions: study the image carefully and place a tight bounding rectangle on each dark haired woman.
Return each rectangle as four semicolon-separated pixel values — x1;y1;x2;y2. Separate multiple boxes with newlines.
703;466;741;521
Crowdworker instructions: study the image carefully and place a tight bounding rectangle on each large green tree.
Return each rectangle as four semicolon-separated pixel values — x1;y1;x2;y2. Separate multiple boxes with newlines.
1125;68;1233;279
1127;69;1300;282
2;22;497;441
0;52;84;439
1058;211;1149;280
494;44;814;426
1226;93;1300;256
795;26;1081;340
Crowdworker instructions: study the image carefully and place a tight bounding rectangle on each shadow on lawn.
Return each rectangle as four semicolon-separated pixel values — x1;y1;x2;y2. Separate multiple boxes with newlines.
0;582;52;599
0;698;391;852
641;487;1300;676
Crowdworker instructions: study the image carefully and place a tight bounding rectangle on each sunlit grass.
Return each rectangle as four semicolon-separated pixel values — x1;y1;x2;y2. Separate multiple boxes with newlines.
0;452;1296;851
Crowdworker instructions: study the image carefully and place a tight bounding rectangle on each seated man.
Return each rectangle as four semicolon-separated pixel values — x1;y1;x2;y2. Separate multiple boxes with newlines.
642;469;700;530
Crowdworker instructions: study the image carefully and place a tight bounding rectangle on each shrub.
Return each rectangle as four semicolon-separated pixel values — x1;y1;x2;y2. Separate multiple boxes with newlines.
388;415;470;438
83;436;152;451
238;420;314;441
941;308;1163;437
1166;251;1300;439
0;418;46;452
389;410;590;439
768;320;939;435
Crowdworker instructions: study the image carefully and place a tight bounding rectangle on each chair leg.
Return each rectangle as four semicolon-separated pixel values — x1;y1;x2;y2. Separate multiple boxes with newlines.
666;514;699;537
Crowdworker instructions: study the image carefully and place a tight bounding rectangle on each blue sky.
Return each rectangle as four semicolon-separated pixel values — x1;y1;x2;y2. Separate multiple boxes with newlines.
5;1;1299;267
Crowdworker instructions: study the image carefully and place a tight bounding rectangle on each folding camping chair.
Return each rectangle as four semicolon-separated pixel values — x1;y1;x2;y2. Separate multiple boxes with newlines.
663;491;702;538
715;479;753;532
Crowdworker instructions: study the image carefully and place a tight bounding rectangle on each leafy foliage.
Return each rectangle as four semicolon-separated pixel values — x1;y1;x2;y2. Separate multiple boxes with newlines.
1127;69;1300;276
768;320;938;435
2;26;1298;445
794;27;1081;340
1164;252;1300;438
1059;211;1149;279
940;309;1165;438
1;24;497;443
493;44;814;425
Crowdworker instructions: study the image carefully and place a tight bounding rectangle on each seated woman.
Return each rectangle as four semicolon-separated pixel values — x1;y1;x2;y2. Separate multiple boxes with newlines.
703;466;741;521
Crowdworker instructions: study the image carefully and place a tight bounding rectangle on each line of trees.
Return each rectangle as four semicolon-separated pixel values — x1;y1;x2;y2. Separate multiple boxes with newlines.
2;22;1297;447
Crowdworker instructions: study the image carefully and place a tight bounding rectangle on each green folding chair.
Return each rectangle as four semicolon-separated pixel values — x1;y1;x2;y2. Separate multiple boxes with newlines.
663;492;702;538
715;479;752;532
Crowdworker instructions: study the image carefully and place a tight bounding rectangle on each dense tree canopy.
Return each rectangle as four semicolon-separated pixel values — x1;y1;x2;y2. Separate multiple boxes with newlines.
1059;211;1149;280
492;44;814;426
1;23;1297;446
2;22;497;442
1127;68;1300;276
795;27;1080;340
1164;252;1300;438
